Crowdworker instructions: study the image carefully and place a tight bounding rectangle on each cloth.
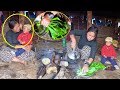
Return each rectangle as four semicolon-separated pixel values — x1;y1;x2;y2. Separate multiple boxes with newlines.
105;37;113;42
17;32;32;45
24;24;31;31
0;47;35;62
101;45;116;58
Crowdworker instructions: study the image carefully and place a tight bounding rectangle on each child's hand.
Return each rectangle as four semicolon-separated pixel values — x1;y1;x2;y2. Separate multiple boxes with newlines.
19;40;25;44
21;41;25;44
104;55;107;58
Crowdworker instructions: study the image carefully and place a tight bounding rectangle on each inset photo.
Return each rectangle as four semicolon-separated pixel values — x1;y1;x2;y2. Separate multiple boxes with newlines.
2;13;34;48
33;11;71;41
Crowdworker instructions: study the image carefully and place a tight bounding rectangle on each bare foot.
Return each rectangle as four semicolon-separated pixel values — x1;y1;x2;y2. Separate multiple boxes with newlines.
12;57;27;65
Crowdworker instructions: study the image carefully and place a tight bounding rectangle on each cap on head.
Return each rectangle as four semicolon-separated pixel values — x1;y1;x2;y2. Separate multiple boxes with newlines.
24;24;31;31
105;37;113;43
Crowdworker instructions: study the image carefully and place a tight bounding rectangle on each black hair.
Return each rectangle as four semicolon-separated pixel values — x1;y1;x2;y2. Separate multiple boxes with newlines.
8;19;18;29
87;25;98;41
44;12;54;17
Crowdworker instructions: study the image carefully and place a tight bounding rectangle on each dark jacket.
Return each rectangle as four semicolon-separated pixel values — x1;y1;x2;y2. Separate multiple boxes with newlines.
6;29;22;48
70;29;97;59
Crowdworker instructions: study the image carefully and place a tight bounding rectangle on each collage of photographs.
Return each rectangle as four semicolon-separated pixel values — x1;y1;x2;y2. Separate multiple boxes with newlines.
0;11;120;79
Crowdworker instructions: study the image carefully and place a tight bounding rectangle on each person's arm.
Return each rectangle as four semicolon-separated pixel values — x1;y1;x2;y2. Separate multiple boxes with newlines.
111;46;116;59
82;42;97;73
101;45;107;58
70;30;85;49
6;32;16;47
27;34;32;45
17;34;25;44
70;34;76;49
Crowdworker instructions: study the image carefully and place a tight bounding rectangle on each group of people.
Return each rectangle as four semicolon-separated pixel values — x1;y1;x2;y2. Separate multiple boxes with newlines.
0;20;35;64
69;23;119;73
0;13;119;76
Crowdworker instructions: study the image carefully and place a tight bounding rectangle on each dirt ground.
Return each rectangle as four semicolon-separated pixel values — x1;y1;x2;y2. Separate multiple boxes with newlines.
0;37;120;79
0;25;120;79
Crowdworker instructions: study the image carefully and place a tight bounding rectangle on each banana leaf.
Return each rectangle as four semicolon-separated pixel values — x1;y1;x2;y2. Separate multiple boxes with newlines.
45;17;69;40
76;62;106;77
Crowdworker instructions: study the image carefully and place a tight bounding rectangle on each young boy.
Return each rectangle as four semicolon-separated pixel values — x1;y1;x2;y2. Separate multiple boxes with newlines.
13;24;32;57
101;37;119;70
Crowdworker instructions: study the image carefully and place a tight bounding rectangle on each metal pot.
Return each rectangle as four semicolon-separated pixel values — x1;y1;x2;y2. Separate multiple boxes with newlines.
67;48;80;60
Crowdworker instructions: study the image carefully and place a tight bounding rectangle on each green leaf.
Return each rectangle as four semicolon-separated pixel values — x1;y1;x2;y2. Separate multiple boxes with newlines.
76;62;106;77
45;16;69;40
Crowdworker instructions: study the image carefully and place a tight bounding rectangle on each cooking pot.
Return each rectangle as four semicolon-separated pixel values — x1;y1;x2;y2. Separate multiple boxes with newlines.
67;48;80;60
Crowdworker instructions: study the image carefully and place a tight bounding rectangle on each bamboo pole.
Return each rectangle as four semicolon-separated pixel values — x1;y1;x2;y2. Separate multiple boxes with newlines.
87;11;92;30
19;11;25;26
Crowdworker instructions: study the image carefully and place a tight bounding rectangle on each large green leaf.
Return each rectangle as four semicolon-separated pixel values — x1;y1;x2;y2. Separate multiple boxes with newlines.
76;62;106;77
46;17;69;40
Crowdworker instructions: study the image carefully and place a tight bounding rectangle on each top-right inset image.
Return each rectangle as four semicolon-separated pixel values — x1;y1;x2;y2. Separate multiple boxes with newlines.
33;11;71;41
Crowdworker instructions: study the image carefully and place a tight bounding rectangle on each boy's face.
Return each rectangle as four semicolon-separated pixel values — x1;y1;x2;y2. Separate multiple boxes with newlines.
23;26;30;33
106;42;112;46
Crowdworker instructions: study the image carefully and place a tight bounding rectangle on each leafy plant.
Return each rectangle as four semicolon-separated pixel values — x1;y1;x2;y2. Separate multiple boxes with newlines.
76;62;106;77
34;21;46;35
45;17;69;40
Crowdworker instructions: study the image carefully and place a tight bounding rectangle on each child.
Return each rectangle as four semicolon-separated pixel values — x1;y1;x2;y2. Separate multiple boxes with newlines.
0;19;2;33
13;24;32;57
101;37;119;70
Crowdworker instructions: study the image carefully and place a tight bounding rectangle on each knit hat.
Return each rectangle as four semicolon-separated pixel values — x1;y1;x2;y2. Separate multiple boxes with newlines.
24;24;31;31
105;37;113;43
112;40;118;47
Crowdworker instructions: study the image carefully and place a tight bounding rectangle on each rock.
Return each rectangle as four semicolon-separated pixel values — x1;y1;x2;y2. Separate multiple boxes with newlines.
46;65;57;74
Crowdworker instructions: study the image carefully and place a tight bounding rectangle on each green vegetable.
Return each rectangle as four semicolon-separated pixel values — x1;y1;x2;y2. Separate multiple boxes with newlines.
34;21;46;35
76;62;106;77
45;17;69;40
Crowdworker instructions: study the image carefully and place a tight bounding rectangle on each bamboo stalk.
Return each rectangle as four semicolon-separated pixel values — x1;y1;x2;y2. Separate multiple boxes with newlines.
87;11;92;30
19;11;25;27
